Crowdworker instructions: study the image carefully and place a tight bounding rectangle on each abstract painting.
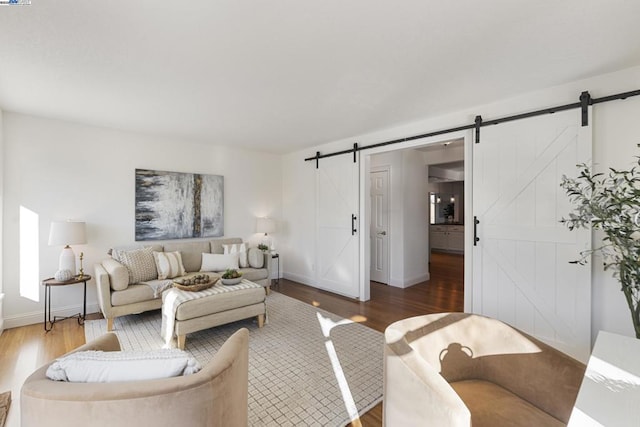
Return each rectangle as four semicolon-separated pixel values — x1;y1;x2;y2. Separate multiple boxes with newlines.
135;168;224;241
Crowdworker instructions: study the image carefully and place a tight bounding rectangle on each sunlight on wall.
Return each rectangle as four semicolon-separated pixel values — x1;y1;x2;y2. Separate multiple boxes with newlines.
20;206;39;302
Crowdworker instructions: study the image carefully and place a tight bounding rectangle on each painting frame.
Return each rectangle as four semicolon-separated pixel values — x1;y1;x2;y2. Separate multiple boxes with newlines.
135;168;224;241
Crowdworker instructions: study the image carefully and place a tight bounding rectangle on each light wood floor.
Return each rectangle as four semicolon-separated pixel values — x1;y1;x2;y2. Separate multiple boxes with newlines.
0;251;463;426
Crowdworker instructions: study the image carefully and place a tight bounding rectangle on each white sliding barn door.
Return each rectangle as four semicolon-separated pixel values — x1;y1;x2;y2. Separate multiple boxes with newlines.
316;155;360;298
472;109;592;361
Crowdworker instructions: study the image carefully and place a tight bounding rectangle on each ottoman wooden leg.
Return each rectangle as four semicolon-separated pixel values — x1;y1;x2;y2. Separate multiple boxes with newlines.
177;334;186;350
258;314;264;328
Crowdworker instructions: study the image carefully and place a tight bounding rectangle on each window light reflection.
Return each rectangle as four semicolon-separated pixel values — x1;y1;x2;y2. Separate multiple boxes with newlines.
20;206;39;302
316;312;362;426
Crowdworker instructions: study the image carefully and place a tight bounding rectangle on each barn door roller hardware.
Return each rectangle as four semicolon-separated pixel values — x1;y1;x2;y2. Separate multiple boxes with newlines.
474;115;482;144
304;88;640;165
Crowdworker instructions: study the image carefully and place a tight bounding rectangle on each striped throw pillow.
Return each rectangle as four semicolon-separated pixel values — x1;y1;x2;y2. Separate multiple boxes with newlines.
223;243;248;268
153;251;186;280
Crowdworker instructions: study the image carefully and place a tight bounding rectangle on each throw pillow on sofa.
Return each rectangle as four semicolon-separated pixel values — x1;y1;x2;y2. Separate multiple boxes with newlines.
200;253;239;272
247;247;264;268
46;348;201;383
112;247;158;284
153;251;186;280
223;243;248;268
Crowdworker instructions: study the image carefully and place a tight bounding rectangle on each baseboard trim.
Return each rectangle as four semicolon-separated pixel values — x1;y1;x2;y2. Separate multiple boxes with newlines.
404;272;430;288
282;272;316;288
389;273;430;288
4;302;100;330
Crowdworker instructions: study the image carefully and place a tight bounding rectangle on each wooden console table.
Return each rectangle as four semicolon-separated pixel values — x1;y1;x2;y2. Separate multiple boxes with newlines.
42;275;91;332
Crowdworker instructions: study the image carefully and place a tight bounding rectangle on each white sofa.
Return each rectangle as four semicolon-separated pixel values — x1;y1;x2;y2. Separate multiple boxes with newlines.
94;237;271;331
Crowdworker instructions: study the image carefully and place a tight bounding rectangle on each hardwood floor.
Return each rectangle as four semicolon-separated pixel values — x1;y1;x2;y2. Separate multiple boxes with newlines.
0;251;463;426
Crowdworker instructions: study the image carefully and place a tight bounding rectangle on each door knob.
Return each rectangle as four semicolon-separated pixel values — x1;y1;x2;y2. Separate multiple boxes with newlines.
377;231;387;235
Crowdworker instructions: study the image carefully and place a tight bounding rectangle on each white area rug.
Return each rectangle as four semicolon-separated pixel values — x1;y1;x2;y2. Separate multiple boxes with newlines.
85;292;383;426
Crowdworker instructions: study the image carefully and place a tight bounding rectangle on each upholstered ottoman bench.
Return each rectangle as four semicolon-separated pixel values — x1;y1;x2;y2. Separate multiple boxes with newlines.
161;279;266;349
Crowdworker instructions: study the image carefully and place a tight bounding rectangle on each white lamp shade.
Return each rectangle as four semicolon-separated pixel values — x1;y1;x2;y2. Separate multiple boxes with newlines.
48;221;87;246
256;217;276;234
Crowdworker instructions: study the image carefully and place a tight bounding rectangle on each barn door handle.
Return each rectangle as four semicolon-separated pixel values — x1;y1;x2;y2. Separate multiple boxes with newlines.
352;214;357;235
474;216;480;246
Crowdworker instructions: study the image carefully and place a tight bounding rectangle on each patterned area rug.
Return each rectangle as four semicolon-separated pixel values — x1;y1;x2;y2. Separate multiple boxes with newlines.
85;292;383;426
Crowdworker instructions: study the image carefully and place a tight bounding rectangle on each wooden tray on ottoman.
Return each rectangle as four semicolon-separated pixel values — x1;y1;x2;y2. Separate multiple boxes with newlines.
173;276;218;292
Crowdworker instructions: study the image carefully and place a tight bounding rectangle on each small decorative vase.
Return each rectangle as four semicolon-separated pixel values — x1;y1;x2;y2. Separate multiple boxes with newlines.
54;269;73;281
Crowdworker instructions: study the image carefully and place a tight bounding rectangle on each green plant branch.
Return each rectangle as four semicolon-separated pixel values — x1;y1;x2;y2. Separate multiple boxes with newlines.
561;153;640;338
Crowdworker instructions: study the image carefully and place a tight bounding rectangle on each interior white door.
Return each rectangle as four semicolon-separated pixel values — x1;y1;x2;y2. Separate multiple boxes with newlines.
316;154;360;298
370;169;389;284
472;108;592;361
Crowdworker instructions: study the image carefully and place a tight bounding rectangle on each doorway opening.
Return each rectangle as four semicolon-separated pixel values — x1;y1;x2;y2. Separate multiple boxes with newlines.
366;137;467;306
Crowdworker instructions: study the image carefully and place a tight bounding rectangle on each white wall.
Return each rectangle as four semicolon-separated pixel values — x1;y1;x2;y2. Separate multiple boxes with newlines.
3;113;282;328
401;149;429;286
423;142;465;166
282;64;640;342
280;149;317;286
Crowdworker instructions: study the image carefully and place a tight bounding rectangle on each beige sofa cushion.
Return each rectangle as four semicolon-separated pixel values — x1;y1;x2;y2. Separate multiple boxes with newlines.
102;258;129;291
238;267;268;283
163;241;210;272
175;287;265;321
111;283;157;306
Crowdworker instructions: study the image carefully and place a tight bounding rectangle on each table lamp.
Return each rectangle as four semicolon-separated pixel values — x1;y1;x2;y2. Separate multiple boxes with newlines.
256;217;276;251
48;220;87;277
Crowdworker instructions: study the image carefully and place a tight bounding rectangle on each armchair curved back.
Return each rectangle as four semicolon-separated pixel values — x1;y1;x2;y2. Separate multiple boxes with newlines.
384;313;585;426
21;328;249;427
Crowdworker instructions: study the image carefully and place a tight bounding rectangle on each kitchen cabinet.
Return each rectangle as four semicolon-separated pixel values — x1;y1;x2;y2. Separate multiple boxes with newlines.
430;225;464;252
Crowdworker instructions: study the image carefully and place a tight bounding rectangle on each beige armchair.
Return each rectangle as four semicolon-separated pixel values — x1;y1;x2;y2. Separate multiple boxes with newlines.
21;328;249;427
384;313;585;427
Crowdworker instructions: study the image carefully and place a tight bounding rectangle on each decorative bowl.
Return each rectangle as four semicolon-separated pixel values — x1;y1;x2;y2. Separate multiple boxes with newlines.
221;277;242;286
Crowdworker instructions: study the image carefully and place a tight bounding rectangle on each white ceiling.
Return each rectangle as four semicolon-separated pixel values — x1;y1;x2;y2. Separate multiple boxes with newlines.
1;1;639;154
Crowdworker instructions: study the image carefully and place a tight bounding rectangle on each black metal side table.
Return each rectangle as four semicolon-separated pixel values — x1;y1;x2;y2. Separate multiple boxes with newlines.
271;253;280;286
42;274;91;332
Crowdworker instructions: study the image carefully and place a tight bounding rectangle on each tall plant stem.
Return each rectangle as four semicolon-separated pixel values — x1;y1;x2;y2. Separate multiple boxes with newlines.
622;286;640;339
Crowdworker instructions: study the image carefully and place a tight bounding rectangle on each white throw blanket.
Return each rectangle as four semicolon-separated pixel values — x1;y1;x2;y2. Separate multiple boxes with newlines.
161;279;263;348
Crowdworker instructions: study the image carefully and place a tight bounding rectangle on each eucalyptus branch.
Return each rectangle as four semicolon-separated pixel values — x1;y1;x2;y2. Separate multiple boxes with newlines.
561;153;640;338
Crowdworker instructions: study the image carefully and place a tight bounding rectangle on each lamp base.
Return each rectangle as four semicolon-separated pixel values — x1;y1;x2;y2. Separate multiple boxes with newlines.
59;246;76;276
